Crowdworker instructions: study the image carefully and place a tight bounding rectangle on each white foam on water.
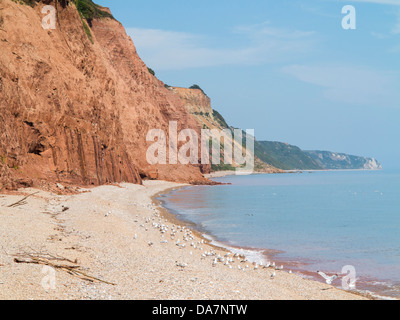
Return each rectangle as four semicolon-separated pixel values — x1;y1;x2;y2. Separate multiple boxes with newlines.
363;291;399;301
202;233;267;265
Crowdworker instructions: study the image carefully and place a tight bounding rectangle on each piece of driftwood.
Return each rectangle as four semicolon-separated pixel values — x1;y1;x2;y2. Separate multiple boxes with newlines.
14;257;80;270
7;192;39;208
13;253;116;286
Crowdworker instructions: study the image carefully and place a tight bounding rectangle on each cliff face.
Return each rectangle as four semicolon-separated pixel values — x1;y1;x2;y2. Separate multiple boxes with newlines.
253;141;382;171
170;87;223;131
171;87;212;116
255;141;323;171
0;0;209;190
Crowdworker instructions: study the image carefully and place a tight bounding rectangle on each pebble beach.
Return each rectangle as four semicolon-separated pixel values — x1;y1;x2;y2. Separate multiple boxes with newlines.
0;181;368;300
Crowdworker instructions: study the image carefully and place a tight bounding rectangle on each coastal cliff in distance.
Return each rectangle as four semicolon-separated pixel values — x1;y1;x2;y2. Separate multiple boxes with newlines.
254;141;322;170
0;0;210;190
170;86;283;173
305;151;382;170
255;141;382;171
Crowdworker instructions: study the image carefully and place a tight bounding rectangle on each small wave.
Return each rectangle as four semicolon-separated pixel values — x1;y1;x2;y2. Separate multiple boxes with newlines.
363;290;399;301
202;234;267;265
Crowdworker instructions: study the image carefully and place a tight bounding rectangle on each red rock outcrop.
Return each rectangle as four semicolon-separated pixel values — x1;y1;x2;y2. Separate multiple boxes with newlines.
171;87;212;116
0;0;210;190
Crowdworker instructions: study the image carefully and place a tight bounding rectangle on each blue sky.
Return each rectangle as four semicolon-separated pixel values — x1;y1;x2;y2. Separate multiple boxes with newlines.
96;0;400;169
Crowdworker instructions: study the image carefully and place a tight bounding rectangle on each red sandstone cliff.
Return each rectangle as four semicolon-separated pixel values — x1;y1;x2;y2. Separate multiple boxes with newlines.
0;0;210;190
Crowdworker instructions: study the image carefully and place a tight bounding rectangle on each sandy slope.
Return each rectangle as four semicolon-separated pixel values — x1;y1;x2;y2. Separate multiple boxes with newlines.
0;181;367;300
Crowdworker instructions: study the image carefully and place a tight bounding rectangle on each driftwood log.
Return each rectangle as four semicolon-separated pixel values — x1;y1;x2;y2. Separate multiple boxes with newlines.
6;192;39;208
13;253;115;286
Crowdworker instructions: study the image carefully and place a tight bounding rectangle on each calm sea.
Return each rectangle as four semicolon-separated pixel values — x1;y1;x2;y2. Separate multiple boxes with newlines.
159;170;400;299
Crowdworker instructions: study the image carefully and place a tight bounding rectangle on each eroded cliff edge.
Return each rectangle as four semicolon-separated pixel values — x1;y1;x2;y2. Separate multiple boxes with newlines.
0;0;210;190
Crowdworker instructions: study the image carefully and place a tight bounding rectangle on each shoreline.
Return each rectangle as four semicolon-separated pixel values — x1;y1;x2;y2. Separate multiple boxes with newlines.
204;168;383;180
153;187;283;264
284;169;383;173
0;181;369;300
156;185;382;301
153;188;282;266
160;176;398;301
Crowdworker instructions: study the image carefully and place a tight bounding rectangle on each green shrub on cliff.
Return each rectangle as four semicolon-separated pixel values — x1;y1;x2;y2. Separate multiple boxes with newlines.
189;84;207;96
74;0;114;21
73;0;114;44
80;16;94;43
12;0;113;44
11;0;36;6
254;141;323;170
211;163;236;172
212;110;229;129
13;0;113;20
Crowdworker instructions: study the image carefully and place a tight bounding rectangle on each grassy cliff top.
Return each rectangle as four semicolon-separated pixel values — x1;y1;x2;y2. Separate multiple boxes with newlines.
74;0;114;21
